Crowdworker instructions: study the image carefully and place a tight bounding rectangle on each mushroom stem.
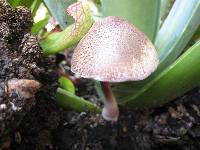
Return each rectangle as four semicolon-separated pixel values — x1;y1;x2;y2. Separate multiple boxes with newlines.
101;81;119;122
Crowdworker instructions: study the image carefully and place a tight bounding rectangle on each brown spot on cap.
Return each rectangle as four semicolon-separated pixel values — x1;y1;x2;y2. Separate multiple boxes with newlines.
71;16;159;82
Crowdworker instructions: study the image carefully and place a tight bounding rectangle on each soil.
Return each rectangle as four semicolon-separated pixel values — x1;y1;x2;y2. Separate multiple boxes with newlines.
1;1;200;150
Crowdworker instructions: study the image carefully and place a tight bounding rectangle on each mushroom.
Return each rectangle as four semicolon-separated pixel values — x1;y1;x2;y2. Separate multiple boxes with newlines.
71;16;159;121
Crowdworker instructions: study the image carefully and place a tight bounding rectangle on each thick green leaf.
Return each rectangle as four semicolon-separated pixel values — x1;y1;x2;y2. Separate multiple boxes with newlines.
31;17;49;35
114;41;200;108
56;88;101;113
156;0;200;71
102;0;160;41
43;0;75;29
58;76;75;94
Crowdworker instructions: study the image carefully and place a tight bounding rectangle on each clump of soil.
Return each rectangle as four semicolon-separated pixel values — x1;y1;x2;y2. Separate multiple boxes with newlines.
0;0;58;148
1;1;200;150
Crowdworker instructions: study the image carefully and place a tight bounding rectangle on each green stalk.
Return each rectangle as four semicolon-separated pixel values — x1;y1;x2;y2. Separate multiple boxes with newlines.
31;16;50;35
58;76;75;94
56;88;101;113
31;0;42;17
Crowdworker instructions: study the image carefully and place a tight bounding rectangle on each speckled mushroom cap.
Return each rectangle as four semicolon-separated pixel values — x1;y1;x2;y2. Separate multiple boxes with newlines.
71;16;159;82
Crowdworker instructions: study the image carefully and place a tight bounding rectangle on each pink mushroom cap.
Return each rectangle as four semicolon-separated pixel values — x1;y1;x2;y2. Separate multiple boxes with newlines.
71;16;159;82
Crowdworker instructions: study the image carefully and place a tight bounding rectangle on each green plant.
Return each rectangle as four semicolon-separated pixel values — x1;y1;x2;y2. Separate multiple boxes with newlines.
10;0;200;119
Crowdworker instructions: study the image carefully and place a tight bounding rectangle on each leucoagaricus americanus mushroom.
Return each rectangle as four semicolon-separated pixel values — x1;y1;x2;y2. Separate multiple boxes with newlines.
71;16;159;121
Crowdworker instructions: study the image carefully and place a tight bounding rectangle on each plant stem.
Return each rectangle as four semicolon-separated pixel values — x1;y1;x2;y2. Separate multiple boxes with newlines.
56;88;101;113
101;81;119;121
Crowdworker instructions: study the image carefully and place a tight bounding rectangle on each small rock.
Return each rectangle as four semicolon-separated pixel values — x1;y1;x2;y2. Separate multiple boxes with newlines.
5;78;41;99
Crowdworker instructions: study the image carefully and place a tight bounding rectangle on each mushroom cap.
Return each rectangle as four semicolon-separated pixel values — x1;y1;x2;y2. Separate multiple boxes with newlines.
71;16;159;82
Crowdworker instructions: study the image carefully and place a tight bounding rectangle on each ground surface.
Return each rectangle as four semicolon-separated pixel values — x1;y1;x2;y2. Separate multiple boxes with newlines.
12;87;200;150
1;1;200;150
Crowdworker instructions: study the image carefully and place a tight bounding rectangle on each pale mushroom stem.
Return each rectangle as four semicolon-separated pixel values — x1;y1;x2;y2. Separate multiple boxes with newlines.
101;81;119;122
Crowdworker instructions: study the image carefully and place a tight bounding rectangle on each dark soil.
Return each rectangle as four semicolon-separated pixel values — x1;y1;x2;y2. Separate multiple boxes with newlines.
1;1;200;150
9;88;200;150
